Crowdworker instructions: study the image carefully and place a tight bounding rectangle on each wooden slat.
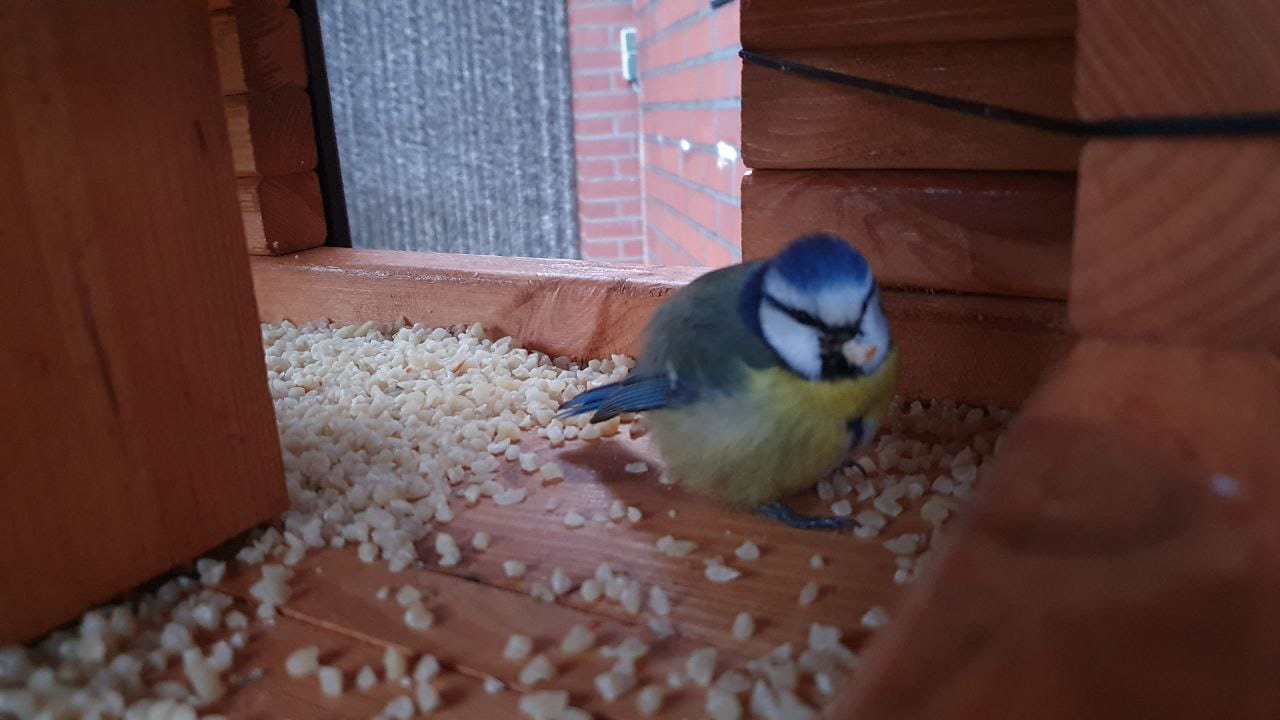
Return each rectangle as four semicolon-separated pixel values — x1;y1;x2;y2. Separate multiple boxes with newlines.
358;433;907;660
0;0;285;643
230;0;308;93
210;11;246;95
742;0;1077;50
742;170;1075;299
220;549;759;720
209;0;232;10
250;248;1072;406
880;290;1069;407
224;94;256;175
830;339;1280;719
236;176;268;253
210;410;1004;716
1070;139;1280;351
239;172;327;255
224;86;317;177
742;41;1081;171
1075;0;1280;118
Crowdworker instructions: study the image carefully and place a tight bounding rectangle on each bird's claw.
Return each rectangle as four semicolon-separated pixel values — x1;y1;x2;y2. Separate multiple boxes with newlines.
756;502;856;531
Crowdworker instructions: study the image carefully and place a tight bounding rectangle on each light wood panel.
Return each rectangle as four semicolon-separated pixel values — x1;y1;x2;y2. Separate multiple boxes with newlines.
742;41;1082;171
210;11;246;95
250;248;1072;406
742;0;1077;50
1075;0;1280;118
831;339;1280;719
1070;138;1280;351
0;0;285;643
743;170;1075;299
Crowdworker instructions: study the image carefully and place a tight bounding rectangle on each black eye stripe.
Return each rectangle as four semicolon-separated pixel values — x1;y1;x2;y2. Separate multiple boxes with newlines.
761;287;876;336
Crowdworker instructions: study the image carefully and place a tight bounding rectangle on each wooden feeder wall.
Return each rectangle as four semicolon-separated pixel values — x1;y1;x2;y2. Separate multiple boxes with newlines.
2;0;1278;717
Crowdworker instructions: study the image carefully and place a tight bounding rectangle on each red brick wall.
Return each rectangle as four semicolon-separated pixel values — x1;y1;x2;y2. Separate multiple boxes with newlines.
636;0;743;267
567;0;742;266
567;0;645;262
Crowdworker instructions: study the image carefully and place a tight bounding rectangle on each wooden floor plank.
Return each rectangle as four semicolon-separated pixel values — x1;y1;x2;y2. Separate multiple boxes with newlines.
219;548;751;720
213;408;1003;718
204;606;515;719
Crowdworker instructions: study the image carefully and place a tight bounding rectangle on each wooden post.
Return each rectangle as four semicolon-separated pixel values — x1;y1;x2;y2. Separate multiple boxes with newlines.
0;0;286;643
826;1;1280;717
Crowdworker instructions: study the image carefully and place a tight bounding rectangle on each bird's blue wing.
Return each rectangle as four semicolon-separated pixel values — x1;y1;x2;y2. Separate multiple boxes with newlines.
558;373;694;423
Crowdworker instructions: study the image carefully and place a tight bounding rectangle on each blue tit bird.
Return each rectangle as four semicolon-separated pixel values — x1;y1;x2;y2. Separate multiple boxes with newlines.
558;233;899;530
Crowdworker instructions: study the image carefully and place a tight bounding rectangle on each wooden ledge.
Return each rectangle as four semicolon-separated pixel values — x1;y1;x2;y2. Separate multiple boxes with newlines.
251;248;1072;406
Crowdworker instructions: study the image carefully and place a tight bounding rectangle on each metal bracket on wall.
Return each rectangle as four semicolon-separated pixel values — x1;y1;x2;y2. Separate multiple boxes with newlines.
619;28;638;86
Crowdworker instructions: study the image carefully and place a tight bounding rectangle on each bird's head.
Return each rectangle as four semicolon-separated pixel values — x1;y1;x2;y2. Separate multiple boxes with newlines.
740;233;891;381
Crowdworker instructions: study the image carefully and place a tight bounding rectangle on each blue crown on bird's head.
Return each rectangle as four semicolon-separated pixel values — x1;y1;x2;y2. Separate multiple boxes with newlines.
771;233;871;291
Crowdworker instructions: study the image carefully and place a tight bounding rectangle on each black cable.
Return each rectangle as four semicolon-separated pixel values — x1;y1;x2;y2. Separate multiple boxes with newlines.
740;49;1280;139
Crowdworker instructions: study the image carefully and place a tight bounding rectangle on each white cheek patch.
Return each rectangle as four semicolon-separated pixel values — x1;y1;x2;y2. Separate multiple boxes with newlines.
759;305;821;380
856;300;892;372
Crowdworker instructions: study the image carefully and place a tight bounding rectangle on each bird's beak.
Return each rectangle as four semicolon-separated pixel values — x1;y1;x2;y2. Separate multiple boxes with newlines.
842;339;877;368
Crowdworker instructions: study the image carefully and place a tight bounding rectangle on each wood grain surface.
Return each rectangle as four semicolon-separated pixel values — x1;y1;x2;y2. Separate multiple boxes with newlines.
829;339;1280;719
239;172;327;255
743;169;1075;299
1070;138;1280;351
0;0;285;643
250;248;1073;406
742;41;1081;171
224;87;317;177
742;0;1077;50
1075;0;1280;118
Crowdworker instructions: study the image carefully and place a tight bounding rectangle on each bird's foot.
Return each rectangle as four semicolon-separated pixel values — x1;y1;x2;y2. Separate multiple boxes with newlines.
756;502;855;531
841;458;868;478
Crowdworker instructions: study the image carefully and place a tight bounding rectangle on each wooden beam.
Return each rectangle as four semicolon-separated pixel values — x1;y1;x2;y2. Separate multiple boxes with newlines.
743;170;1075;299
250;249;1072;406
742;41;1081;171
742;0;1077;50
1070;139;1280;351
1075;0;1280;118
230;0;307;93
255;172;327;254
0;0;285;643
224;86;317;177
237;173;327;256
829;339;1280;719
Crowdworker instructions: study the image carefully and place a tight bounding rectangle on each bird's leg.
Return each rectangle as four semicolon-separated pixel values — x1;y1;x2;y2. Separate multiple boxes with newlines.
756;502;855;531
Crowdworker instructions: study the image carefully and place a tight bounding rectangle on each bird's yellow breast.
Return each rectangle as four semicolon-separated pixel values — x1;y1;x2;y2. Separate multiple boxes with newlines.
647;350;899;507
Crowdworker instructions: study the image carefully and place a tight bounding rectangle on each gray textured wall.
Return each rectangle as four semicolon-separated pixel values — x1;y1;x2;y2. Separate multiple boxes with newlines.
318;1;579;258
